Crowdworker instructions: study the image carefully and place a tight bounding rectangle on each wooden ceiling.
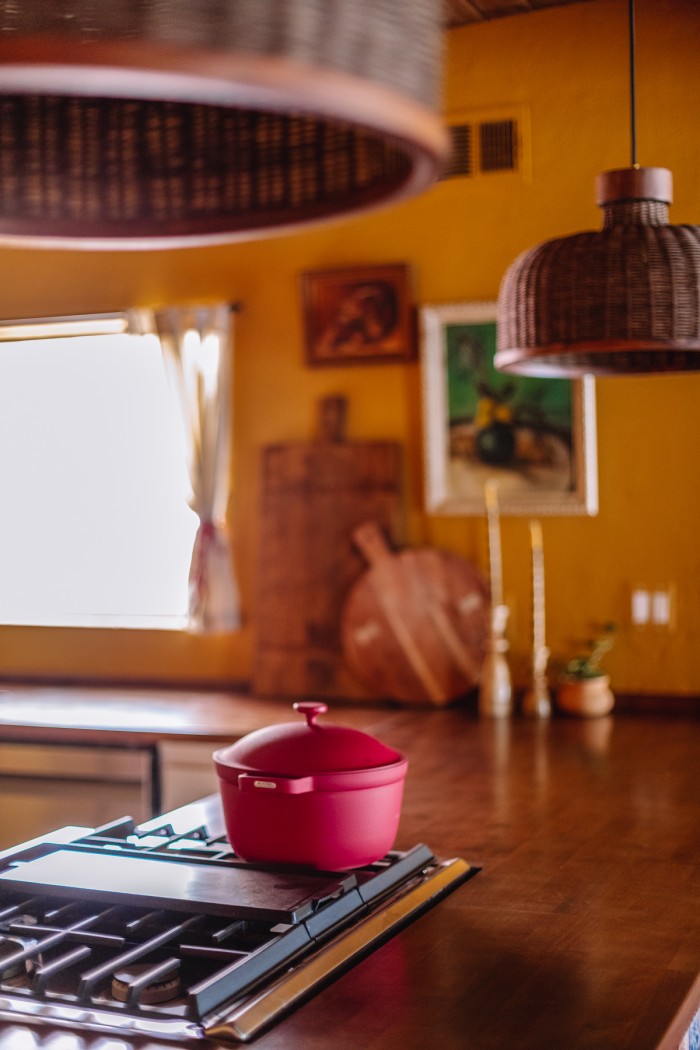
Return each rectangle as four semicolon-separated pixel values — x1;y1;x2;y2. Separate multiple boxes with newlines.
445;0;593;29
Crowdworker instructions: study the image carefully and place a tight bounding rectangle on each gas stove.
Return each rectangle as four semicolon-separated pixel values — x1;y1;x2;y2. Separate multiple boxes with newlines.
0;796;476;1044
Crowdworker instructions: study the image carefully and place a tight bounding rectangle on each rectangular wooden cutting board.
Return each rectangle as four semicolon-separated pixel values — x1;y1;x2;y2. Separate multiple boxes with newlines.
253;396;402;700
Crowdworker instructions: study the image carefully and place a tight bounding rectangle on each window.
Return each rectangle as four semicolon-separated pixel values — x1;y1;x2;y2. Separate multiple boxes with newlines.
0;325;198;628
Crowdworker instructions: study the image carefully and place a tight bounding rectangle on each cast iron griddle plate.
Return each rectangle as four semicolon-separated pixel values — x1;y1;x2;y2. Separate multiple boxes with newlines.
0;849;354;922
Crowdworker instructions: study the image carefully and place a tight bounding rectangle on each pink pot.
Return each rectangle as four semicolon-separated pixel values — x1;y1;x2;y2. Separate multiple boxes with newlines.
213;702;408;870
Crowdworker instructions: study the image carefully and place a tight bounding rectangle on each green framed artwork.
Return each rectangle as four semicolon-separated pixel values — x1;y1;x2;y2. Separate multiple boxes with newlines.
420;302;598;515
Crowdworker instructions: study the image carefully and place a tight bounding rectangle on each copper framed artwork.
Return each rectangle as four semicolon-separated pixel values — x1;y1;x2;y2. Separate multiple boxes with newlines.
420;301;598;516
302;264;415;366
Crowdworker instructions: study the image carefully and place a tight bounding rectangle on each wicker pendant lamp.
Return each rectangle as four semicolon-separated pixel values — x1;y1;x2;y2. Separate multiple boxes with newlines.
0;0;447;250
495;0;700;377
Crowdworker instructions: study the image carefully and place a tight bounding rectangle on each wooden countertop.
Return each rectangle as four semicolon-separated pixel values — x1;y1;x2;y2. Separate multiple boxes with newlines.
0;683;390;745
0;694;698;1049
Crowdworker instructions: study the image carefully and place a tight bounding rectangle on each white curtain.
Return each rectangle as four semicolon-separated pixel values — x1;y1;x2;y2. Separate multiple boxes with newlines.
137;304;241;633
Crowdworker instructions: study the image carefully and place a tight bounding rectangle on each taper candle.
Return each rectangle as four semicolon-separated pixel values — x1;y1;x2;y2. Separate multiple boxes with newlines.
530;519;545;652
484;480;503;607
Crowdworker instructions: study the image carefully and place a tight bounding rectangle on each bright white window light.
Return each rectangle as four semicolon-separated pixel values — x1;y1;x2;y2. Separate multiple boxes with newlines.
0;329;198;628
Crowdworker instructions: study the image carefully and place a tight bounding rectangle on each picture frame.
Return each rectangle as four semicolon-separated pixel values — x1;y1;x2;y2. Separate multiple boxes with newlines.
301;264;415;366
420;301;598;516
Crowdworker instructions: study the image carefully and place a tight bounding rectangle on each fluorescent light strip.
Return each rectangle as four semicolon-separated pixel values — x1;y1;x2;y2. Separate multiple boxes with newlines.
0;313;129;341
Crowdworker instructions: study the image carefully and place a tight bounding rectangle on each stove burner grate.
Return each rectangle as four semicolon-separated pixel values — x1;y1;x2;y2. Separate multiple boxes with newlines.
0;815;476;1042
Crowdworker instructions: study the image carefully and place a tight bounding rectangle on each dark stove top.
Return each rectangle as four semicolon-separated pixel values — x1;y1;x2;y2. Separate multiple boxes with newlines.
0;803;476;1044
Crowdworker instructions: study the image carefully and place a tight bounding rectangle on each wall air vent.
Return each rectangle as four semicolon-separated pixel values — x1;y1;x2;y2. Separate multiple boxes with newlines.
441;110;527;180
442;123;473;177
480;119;517;172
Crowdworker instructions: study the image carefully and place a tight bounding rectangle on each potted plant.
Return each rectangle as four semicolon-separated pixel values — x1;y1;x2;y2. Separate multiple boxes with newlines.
556;622;616;717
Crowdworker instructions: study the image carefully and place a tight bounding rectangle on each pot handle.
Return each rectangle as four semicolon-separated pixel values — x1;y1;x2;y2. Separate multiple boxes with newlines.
237;773;315;794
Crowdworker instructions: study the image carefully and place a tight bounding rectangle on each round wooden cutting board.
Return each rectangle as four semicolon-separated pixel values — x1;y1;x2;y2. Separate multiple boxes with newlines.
340;521;490;706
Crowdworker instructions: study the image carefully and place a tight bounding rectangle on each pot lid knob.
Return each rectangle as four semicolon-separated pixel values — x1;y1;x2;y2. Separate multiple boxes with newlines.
293;701;328;728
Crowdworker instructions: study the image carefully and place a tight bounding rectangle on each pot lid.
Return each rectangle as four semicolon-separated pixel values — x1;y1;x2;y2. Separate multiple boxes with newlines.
215;702;404;776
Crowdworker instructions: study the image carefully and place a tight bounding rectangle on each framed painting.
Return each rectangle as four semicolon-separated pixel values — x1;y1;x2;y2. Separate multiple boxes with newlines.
302;264;415;366
420;302;598;516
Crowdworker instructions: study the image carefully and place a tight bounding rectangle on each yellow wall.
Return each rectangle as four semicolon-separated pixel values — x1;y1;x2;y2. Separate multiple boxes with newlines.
1;0;699;696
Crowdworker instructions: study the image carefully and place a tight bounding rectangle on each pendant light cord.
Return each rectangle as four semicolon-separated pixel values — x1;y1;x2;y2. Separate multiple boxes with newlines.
628;0;637;167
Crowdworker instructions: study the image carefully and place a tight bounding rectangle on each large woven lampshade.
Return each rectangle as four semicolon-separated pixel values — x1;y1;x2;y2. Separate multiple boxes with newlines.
495;166;700;377
0;0;447;249
495;0;700;378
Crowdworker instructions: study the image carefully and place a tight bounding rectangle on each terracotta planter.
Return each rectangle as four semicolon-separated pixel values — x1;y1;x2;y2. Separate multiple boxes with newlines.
556;674;614;718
